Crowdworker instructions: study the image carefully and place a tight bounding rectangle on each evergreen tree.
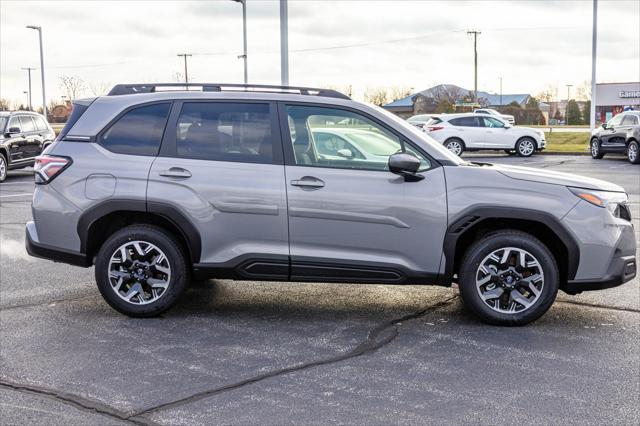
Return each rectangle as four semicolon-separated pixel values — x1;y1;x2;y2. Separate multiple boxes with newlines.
566;99;582;125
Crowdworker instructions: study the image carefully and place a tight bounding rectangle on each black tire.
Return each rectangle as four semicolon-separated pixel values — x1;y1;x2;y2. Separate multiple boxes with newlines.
0;153;7;183
458;230;559;326
515;137;536;157
590;138;604;159
627;140;640;164
95;224;190;317
444;138;465;156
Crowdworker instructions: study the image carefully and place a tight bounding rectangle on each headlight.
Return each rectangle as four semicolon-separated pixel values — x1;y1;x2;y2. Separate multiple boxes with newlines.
569;187;631;220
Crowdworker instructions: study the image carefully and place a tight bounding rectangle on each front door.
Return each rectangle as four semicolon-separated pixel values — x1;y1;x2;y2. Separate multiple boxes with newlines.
601;114;625;148
5;116;28;163
18;115;43;158
147;100;289;278
280;103;448;283
481;116;512;148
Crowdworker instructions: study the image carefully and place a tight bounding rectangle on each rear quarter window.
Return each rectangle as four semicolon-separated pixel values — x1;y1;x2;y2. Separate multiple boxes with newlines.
100;103;171;156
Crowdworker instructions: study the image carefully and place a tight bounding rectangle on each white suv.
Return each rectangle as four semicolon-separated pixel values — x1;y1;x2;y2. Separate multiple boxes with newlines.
423;113;545;157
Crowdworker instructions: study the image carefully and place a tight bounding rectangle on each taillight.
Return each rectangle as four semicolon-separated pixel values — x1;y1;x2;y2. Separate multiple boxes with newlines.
428;126;444;131
34;155;72;184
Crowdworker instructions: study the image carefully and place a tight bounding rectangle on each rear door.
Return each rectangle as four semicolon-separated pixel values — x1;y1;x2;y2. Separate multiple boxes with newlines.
147;100;289;278
280;103;448;282
448;116;484;148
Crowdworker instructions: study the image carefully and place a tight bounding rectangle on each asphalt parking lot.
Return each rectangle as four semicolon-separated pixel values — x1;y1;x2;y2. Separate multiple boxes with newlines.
1;155;638;425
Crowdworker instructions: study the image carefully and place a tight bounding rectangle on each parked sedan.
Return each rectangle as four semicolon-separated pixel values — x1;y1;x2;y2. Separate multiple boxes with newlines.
423;113;545;157
590;111;640;164
0;111;56;182
474;108;516;125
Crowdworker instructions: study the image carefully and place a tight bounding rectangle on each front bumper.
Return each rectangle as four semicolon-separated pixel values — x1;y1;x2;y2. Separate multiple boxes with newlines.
564;255;636;294
25;221;90;267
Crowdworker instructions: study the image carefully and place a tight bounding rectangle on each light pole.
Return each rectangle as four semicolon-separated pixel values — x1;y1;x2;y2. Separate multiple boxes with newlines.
23;91;29;109
499;76;503;106
177;53;192;84
232;0;248;84
590;0;598;130
26;26;46;117
21;67;35;111
565;84;573;125
280;0;289;86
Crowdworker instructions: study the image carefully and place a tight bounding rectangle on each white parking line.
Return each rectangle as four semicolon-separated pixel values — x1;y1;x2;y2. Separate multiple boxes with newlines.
0;193;32;198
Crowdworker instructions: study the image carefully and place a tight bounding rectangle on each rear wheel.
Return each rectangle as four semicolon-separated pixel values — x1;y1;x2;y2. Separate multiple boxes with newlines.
627;141;640;164
458;230;559;326
445;138;465;156
95;224;189;317
0;154;6;182
591;138;604;159
515;137;536;157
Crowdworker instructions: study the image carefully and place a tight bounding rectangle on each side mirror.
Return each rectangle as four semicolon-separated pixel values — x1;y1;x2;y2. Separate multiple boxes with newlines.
7;126;21;135
601;123;607;129
337;148;354;159
503;123;512;129
388;152;424;181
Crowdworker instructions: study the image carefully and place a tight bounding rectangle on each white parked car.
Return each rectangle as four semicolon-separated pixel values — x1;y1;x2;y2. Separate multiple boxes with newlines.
474;108;515;125
423;113;546;157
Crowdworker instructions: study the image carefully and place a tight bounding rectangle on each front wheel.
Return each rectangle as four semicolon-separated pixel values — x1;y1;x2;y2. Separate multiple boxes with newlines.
627;141;640;164
515;138;536;157
445;139;465;156
95;224;190;317
591;139;604;159
458;230;559;326
0;154;6;183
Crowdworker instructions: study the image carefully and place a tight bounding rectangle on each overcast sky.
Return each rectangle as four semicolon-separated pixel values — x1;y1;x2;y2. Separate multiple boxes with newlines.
1;0;638;106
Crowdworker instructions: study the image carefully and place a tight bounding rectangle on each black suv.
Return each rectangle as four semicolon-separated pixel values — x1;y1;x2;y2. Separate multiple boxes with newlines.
590;111;640;164
0;111;56;182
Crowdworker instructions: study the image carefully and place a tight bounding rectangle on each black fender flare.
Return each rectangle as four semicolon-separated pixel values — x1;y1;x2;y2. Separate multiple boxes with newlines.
77;199;202;263
442;206;580;283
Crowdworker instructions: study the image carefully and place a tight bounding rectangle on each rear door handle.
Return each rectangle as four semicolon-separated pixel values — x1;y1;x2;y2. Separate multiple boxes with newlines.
291;177;325;188
159;167;192;179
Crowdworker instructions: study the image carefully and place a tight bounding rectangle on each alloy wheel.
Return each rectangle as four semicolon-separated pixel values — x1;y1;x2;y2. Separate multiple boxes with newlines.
0;156;6;182
518;139;535;156
591;141;599;157
446;140;463;156
628;143;638;162
475;247;544;314
107;240;171;305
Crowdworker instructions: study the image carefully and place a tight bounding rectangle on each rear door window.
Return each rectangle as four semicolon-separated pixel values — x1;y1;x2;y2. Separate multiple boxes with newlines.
449;116;482;127
175;102;274;164
621;115;638;126
19;116;36;132
100;103;171;156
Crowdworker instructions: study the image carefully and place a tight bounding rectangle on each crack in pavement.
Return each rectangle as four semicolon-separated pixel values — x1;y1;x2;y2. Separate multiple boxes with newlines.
0;292;96;312
0;380;157;426
129;295;460;421
556;299;640;313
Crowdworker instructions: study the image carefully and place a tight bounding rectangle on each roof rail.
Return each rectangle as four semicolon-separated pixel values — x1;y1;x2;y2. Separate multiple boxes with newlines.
106;83;351;100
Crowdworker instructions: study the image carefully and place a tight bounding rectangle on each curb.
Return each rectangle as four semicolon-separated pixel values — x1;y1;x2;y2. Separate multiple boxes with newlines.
539;151;589;156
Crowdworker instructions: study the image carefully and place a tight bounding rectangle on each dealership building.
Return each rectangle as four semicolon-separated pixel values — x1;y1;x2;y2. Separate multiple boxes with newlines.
596;82;640;123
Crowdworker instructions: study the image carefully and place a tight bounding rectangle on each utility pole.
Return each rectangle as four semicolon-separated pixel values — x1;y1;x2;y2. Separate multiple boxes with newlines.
26;26;46;117
21;67;35;110
565;84;573;124
232;0;248;84
590;0;598;130
177;53;192;84
280;0;289;86
467;30;481;104
499;76;503;106
23;91;29;109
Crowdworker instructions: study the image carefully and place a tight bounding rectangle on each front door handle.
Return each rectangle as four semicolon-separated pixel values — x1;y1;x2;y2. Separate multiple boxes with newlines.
159;167;192;179
291;176;325;188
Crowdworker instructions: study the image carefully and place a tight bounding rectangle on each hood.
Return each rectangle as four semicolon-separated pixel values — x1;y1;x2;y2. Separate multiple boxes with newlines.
491;164;625;192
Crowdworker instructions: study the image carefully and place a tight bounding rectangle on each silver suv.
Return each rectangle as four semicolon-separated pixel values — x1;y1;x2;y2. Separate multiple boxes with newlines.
26;83;637;325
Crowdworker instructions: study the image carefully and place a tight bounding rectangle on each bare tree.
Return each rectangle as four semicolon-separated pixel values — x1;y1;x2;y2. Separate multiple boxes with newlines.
59;75;86;100
364;87;389;106
535;85;556;103
431;85;466;105
88;81;112;96
0;98;11;111
389;86;413;102
575;80;591;101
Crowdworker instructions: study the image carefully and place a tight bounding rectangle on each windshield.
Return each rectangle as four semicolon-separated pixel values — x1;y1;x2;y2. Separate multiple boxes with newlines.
368;104;465;165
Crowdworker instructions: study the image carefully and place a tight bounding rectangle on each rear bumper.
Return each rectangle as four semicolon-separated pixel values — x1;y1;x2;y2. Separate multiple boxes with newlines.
25;221;91;267
564;255;636;294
